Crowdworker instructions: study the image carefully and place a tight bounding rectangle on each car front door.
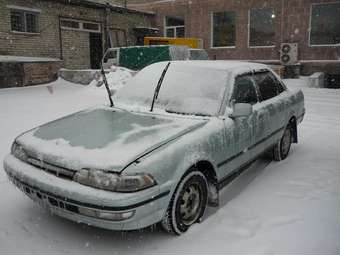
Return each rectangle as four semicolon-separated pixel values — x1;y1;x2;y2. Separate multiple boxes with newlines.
218;73;259;186
252;70;286;155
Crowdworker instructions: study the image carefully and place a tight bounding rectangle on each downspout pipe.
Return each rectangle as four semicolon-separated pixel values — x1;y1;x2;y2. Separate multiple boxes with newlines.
104;3;110;50
58;15;63;60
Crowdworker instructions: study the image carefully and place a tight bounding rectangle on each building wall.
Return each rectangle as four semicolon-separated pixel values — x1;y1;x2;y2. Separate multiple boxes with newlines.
0;0;154;69
130;0;340;62
0;0;61;58
107;11;154;46
0;61;62;88
61;30;92;70
23;61;63;86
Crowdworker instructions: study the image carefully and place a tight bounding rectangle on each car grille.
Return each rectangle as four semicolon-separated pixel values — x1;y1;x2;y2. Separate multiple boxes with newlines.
8;173;79;214
26;156;76;180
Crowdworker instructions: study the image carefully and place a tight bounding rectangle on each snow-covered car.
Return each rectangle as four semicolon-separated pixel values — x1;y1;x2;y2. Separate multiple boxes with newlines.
3;61;305;235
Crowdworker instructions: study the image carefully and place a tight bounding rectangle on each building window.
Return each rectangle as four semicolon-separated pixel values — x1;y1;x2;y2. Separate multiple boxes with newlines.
60;18;101;33
249;8;276;47
83;22;100;31
212;11;236;48
165;16;185;38
10;10;39;33
60;20;79;29
310;3;340;46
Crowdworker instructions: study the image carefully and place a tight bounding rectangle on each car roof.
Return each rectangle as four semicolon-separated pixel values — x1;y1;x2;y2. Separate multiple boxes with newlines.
167;60;268;72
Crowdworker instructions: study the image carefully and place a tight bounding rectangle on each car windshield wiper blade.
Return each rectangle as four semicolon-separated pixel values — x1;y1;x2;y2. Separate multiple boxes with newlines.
150;62;171;112
101;49;114;107
101;65;114;107
165;109;210;117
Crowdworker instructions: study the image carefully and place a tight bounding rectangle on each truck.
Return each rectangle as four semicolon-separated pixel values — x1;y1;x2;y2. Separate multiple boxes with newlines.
102;45;209;70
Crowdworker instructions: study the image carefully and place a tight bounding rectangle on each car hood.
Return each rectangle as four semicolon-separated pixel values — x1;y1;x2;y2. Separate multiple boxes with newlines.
16;107;207;172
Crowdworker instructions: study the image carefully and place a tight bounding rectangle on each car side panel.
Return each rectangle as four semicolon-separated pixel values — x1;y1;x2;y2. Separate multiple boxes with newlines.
123;118;227;196
252;94;287;152
216;115;255;186
251;89;304;157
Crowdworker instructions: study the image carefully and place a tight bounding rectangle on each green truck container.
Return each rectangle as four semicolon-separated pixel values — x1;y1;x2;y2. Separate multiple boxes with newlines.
102;45;208;70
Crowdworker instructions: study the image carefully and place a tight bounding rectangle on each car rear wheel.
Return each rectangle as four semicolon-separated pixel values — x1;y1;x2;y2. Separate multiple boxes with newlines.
161;171;208;235
273;125;292;161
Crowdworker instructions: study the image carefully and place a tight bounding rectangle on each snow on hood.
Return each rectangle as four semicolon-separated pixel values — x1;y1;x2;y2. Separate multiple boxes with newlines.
16;107;207;172
105;66;136;93
90;66;136;94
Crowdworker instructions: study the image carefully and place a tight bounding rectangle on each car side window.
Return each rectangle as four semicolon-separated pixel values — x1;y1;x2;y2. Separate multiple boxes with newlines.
269;72;286;94
232;75;258;105
254;71;278;101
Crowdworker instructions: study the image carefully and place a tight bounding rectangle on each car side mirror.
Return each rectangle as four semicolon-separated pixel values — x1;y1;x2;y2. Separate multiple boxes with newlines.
230;103;253;118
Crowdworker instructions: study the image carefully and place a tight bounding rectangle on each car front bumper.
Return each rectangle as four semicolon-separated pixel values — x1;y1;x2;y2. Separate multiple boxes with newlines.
3;154;171;231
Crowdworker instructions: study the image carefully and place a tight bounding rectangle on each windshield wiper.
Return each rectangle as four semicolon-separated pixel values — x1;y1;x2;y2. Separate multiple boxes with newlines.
101;49;114;107
150;62;171;112
165;109;210;117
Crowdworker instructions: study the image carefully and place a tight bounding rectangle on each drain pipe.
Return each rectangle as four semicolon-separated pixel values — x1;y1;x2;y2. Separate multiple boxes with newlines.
280;0;285;43
104;3;110;49
58;15;63;60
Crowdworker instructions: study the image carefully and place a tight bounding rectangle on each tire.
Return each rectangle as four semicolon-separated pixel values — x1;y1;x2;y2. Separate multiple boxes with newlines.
273;124;292;161
161;171;208;235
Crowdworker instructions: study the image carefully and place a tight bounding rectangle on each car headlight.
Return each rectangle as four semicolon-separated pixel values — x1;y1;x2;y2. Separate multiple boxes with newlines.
11;142;28;161
73;169;156;192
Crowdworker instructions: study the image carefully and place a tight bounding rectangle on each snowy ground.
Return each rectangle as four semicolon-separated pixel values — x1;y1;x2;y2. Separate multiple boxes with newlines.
0;78;340;255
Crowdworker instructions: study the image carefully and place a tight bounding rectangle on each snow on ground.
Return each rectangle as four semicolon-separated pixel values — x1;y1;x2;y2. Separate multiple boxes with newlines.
0;77;340;255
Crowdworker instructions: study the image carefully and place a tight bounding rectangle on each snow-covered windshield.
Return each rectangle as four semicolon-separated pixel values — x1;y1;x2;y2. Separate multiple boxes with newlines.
114;62;229;116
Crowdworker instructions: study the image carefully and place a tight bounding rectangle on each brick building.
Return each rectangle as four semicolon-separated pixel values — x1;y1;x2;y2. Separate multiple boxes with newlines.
0;0;157;88
130;0;340;76
0;0;155;70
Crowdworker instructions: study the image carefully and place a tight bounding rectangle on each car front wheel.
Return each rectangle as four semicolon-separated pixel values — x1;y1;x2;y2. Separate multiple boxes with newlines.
161;170;208;235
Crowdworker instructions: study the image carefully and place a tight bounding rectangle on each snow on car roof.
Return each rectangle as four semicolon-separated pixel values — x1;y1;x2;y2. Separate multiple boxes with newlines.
166;60;268;72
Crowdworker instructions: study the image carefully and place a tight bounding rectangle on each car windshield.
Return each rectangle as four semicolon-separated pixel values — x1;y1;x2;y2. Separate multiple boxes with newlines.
114;62;229;116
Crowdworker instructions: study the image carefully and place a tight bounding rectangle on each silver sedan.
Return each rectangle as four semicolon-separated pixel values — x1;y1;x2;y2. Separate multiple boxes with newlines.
4;61;305;235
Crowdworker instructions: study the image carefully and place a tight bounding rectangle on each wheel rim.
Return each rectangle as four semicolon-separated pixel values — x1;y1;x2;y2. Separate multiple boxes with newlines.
179;183;202;225
281;128;291;156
